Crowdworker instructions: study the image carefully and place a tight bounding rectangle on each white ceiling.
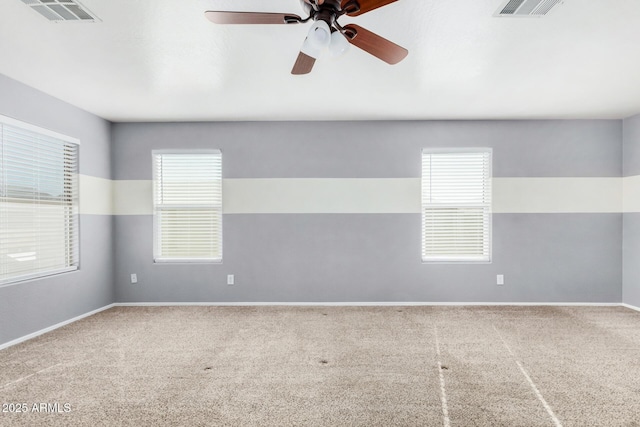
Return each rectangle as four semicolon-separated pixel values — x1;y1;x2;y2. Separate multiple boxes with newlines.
1;0;640;122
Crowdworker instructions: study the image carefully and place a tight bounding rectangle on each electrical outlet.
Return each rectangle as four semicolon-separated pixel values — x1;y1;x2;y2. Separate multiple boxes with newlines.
130;273;138;284
497;274;504;286
227;274;234;286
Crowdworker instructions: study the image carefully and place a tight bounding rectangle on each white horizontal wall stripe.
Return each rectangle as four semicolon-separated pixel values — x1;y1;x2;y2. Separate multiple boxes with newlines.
493;177;622;213
224;178;421;214
78;174;112;215
623;175;640;213
113;179;152;216
78;176;639;216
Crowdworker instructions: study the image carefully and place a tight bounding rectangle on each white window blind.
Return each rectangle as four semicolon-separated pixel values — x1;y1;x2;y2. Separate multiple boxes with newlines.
153;151;222;263
0;117;79;286
421;148;492;263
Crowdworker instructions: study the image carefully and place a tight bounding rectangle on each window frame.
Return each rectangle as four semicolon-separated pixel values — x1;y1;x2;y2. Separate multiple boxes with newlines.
421;147;492;264
0;114;80;287
152;149;223;264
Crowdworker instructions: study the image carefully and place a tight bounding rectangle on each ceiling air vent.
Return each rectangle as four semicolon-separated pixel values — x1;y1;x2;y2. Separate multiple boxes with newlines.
496;0;564;17
21;0;100;22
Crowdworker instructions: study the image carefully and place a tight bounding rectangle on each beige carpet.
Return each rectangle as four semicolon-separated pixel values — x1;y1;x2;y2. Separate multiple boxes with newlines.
0;306;639;426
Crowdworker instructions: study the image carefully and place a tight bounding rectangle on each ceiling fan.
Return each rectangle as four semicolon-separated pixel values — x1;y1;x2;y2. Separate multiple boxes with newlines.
204;0;408;75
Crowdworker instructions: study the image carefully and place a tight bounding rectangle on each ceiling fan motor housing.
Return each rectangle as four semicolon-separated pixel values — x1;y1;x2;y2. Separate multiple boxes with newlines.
311;0;343;23
318;0;343;10
314;9;335;26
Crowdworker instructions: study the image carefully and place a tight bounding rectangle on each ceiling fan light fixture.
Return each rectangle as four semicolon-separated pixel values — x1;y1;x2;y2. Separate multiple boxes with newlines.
307;20;331;50
329;31;350;57
300;37;321;59
300;20;331;59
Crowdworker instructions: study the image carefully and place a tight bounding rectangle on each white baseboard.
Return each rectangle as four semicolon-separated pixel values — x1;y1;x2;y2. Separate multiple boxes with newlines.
0;303;115;351
622;303;640;312
114;302;622;307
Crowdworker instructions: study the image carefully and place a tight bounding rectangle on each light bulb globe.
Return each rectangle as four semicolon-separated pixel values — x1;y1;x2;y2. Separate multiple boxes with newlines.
329;31;350;57
306;20;331;50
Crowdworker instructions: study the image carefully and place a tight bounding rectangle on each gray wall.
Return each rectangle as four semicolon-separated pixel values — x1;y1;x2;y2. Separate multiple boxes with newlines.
113;121;622;179
0;73;630;348
0;74;113;346
623;114;640;308
112;121;623;303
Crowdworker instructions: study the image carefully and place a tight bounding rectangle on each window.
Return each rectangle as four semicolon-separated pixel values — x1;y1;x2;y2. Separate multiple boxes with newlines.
153;150;222;263
0;115;79;286
421;148;492;263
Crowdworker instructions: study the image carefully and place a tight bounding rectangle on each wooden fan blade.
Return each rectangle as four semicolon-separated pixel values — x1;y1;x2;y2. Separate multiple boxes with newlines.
291;52;316;75
340;0;397;16
343;24;407;64
205;11;301;25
